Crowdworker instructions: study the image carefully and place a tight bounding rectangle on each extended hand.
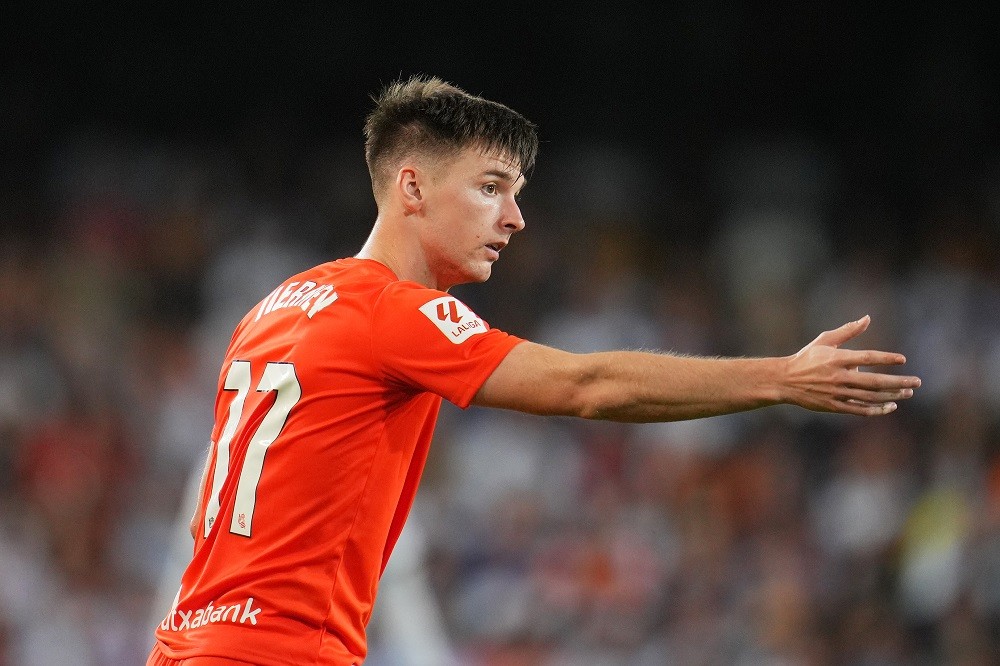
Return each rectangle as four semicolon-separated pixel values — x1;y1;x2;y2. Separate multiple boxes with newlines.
784;315;921;416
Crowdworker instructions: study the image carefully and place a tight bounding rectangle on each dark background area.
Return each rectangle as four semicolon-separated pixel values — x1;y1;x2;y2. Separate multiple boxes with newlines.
5;4;998;243
2;5;1000;664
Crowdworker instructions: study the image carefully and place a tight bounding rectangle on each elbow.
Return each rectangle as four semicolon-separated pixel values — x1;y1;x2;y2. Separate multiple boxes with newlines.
576;399;606;420
567;352;653;421
565;360;621;420
572;377;607;419
575;387;633;421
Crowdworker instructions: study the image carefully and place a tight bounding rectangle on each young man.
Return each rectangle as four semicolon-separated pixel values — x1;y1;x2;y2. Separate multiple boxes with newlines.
148;76;920;665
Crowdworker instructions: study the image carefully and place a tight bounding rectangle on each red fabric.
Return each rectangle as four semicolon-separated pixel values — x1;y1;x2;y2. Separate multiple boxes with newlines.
153;258;521;665
147;643;257;665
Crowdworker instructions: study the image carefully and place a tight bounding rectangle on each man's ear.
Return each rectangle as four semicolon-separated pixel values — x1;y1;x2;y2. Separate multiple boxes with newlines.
395;166;424;214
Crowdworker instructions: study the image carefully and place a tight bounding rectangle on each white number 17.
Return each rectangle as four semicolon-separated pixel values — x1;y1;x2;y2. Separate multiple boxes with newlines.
203;360;301;538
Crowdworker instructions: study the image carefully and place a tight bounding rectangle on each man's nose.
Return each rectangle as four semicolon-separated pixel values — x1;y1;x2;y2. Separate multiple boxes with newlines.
503;199;525;233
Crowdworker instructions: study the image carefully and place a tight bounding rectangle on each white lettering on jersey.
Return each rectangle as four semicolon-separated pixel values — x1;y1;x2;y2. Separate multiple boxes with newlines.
304;285;338;318
418;296;488;344
255;281;338;321
159;595;263;631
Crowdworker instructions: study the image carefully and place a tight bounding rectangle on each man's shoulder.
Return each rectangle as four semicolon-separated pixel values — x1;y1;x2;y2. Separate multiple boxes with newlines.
250;258;397;320
297;257;396;287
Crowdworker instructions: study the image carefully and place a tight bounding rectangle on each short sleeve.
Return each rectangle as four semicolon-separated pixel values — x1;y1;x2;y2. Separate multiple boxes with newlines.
370;282;523;408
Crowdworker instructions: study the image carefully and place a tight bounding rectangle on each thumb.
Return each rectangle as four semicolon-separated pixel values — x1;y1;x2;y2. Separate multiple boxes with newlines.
814;315;870;348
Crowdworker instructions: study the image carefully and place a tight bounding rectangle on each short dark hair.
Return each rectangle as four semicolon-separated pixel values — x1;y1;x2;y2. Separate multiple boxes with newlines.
364;75;538;198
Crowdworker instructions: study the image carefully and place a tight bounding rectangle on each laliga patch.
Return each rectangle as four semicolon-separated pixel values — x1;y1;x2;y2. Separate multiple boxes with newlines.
418;296;488;344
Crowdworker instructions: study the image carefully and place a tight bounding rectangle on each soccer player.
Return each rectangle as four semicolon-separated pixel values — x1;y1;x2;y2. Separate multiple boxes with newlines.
148;76;921;665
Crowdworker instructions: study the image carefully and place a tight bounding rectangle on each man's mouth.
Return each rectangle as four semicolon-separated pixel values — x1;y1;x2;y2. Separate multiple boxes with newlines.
485;242;506;260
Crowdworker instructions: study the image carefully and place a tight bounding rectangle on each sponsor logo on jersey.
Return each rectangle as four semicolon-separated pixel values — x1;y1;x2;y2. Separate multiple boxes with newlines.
159;592;263;632
437;300;461;323
418;296;488;344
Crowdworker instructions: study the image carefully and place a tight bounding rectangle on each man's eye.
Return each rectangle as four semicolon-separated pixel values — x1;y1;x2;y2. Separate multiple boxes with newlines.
483;183;497;195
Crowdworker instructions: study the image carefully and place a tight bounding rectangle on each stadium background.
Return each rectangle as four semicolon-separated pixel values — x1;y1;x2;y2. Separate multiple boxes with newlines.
2;5;999;664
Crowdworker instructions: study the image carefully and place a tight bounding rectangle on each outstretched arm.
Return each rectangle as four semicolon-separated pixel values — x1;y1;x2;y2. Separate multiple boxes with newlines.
473;316;920;421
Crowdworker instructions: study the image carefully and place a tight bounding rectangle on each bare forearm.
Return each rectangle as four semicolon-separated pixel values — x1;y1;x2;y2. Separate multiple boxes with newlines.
476;318;919;420
476;342;783;422
575;351;783;422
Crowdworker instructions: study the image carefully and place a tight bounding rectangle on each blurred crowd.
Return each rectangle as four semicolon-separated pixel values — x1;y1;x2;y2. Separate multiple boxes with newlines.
1;129;999;665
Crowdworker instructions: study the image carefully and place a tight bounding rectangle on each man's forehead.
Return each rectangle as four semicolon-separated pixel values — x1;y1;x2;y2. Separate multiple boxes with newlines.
424;144;525;186
471;148;524;182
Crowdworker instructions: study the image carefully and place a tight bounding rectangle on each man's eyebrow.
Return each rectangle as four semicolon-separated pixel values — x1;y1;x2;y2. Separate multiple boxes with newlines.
483;169;527;188
483;169;516;182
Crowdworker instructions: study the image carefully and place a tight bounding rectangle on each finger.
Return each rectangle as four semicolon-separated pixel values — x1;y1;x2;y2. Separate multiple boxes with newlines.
844;371;922;391
813;315;870;349
840;349;908;367
839;387;915;403
838;399;898;416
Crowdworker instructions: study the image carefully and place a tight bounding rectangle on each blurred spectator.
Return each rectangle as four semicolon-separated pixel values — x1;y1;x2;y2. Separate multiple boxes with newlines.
1;112;999;665
810;420;915;561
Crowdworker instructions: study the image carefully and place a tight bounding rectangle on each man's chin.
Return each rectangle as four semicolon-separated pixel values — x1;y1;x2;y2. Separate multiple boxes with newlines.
467;263;493;283
443;266;491;290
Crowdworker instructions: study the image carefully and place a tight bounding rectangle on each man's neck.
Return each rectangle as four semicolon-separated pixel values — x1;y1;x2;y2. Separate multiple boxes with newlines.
356;218;439;290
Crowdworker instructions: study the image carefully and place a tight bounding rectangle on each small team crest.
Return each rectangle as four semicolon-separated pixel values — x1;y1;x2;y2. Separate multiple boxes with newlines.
418;297;488;344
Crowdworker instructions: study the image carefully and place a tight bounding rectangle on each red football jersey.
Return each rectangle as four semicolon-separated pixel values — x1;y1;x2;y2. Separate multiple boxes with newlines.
153;258;522;665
